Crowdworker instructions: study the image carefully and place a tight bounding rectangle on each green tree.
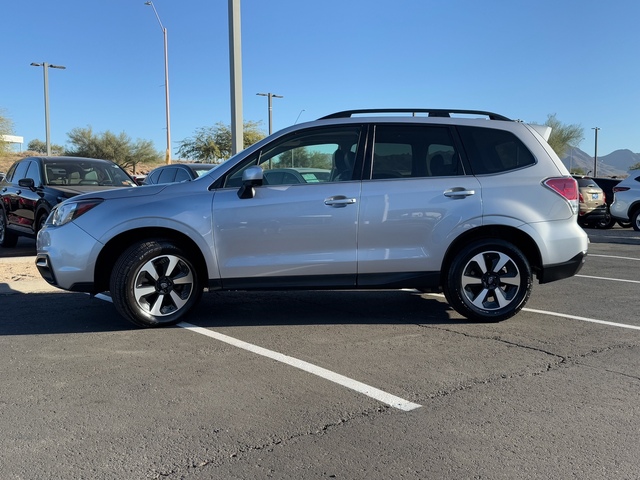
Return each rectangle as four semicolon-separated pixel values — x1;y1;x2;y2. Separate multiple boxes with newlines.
65;126;160;173
629;163;640;170
0;108;15;156
177;121;265;163
544;113;584;157
27;138;65;156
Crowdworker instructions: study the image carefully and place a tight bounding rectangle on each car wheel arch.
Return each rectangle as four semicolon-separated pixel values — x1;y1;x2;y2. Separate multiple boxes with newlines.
93;227;209;293
440;226;542;285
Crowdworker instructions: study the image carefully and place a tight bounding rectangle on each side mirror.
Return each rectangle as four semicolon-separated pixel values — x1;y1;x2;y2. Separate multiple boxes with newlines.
18;178;36;190
237;166;264;199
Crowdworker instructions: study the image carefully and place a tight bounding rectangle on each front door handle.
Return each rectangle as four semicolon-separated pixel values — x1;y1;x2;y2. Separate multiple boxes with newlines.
444;187;475;198
324;195;357;208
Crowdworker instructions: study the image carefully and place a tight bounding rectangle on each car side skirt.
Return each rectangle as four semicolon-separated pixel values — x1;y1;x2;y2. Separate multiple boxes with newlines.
209;271;441;291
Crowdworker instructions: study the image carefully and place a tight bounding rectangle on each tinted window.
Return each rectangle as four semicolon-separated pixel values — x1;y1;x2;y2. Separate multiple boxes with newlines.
11;160;30;182
575;178;598;188
25;161;42;185
158;168;177;184
370;125;462;179
457;126;536;174
175;168;191;182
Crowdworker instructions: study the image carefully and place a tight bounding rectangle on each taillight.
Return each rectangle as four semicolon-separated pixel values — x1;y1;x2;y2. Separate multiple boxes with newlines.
543;177;579;214
613;186;630;193
578;192;584;203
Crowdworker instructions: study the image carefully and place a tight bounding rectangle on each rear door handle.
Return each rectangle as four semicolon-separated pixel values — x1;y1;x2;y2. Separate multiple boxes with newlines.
444;187;475;198
324;195;357;207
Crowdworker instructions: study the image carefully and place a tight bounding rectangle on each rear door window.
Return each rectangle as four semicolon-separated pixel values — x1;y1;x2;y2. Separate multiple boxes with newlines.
368;125;463;179
457;126;536;174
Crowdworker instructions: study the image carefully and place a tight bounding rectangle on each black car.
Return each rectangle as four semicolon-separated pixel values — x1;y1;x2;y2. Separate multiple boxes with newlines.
592;177;629;228
0;156;136;247
142;163;217;185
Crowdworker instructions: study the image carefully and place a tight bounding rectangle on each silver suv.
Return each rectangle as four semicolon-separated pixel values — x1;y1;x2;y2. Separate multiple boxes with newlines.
611;174;640;230
36;109;588;327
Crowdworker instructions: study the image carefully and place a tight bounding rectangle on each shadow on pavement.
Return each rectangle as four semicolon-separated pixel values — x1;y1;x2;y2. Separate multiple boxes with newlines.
0;237;36;258
0;289;468;336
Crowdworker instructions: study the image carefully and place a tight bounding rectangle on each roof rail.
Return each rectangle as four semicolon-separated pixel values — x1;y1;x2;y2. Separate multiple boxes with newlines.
320;108;512;121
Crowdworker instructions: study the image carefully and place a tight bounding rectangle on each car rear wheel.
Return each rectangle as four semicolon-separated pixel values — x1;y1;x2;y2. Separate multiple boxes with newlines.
110;240;202;328
444;239;532;323
595;211;616;229
632;210;640;232
0;209;19;248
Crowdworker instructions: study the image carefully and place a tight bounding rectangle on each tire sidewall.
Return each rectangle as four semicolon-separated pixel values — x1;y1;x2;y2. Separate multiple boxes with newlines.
110;240;202;327
445;239;532;323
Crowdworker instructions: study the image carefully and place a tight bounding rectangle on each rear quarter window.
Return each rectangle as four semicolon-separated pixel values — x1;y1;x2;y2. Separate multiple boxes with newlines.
457;126;536;175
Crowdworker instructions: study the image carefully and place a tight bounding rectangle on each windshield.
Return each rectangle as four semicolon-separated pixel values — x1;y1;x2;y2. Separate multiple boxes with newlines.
44;160;136;187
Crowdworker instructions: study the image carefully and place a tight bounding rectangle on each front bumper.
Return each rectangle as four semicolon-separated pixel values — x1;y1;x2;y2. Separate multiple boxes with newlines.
36;222;100;292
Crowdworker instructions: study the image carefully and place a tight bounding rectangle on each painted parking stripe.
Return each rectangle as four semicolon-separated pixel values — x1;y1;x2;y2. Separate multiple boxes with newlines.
178;322;422;411
523;308;640;331
576;274;640;284
588;254;640;261
425;292;640;331
94;293;420;410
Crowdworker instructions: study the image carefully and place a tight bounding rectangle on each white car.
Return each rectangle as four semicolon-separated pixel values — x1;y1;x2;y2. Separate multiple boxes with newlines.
611;173;640;230
35;109;588;327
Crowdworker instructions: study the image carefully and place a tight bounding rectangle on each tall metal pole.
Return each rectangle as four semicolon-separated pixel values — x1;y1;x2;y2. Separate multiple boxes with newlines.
31;62;66;156
145;1;171;164
592;127;600;178
256;92;283;134
229;0;243;156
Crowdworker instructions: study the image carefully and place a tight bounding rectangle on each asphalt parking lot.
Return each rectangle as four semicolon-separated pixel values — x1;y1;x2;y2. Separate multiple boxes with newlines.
1;228;639;479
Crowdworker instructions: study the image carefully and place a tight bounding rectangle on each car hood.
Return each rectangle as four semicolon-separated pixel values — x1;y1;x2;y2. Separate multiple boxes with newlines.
52;185;138;196
65;182;176;202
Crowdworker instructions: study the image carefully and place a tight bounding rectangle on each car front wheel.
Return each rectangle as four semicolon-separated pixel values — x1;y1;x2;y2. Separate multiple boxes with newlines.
110;240;202;328
444;239;532;323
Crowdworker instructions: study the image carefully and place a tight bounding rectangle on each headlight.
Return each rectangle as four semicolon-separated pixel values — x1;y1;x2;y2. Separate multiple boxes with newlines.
51;199;103;226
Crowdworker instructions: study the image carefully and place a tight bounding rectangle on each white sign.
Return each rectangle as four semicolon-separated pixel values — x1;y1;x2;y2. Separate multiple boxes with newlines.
1;135;24;144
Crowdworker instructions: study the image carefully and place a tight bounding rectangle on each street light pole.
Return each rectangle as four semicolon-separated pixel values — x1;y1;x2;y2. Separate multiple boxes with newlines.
256;92;283;134
145;1;172;164
592;127;600;178
30;62;65;156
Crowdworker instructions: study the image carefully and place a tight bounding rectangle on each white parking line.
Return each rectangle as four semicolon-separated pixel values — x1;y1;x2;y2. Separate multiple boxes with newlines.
588;254;640;261
94;294;420;410
523;308;640;331
576;274;640;284
178;322;422;411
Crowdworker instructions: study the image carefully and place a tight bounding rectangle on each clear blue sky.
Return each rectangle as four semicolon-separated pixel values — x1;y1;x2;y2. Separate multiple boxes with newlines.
1;0;638;158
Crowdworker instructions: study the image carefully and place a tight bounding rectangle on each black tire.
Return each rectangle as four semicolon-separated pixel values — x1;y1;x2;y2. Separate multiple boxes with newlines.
110;240;202;328
443;239;532;323
594;212;616;229
617;221;632;228
35;210;49;236
0;209;19;248
632;210;640;232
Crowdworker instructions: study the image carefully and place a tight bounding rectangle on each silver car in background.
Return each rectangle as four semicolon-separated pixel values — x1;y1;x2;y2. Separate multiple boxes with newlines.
611;174;640;230
36;109;588;328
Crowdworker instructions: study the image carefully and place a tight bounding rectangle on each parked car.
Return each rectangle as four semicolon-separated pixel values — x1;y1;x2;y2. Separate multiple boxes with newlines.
572;176;607;227
0;156;136;247
36;108;588;328
611;174;640;231
591;177;628;228
143;163;217;185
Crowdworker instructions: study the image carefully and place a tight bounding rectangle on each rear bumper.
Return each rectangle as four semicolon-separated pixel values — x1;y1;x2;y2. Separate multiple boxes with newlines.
538;251;587;284
579;204;607;222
